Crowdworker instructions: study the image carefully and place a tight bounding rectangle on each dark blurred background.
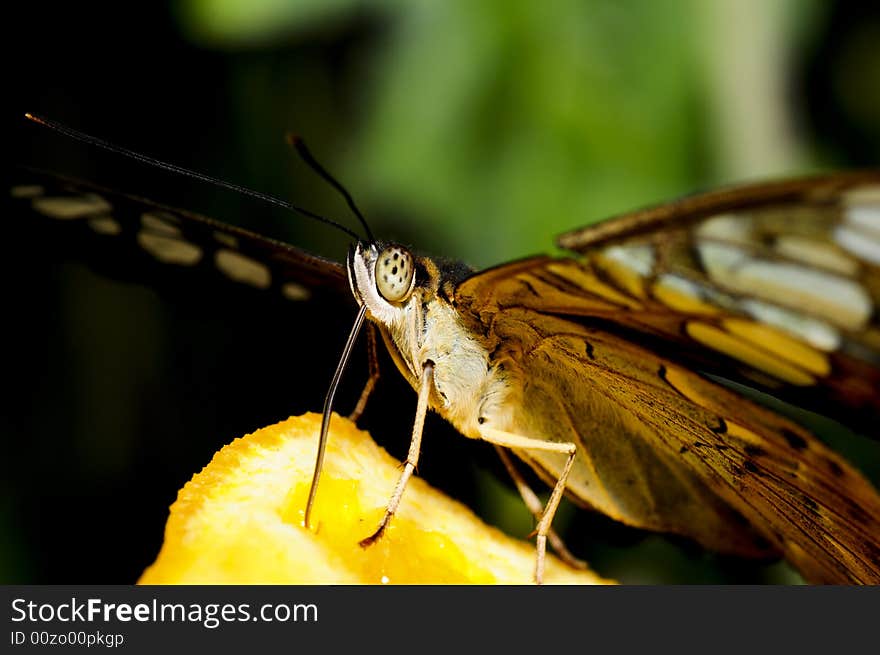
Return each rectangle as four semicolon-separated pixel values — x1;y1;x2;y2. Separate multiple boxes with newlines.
5;0;880;584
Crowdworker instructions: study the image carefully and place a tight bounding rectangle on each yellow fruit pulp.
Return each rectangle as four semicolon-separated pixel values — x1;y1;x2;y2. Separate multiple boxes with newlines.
139;413;611;584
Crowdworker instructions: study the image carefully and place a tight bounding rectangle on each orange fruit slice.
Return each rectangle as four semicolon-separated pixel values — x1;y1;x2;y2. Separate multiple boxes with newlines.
139;412;611;584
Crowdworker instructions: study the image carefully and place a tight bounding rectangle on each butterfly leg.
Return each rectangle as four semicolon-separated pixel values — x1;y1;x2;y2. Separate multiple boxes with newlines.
493;445;588;571
359;361;434;548
348;323;380;423
479;427;576;584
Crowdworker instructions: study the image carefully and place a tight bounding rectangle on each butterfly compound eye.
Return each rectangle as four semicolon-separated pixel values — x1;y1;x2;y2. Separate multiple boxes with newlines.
375;246;415;302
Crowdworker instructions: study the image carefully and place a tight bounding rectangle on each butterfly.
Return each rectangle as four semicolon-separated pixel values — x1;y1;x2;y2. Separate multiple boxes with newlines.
9;155;880;584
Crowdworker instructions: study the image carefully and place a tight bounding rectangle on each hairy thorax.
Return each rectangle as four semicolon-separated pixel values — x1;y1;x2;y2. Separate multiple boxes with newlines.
379;293;514;440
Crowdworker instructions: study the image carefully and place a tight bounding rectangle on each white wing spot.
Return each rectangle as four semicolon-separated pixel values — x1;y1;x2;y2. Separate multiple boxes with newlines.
654;273;736;313
11;184;44;198
281;281;311;301
657;274;702;296
214;232;238;248
141;211;182;237
836;189;880;265
774;235;858;276
602;244;655;276
33;194;111;219
215;249;271;289
833;225;880;266
88;216;122;236
137;231;203;265
697;213;752;244
741;299;841;352
698;242;748;273
845;205;880;234
699;242;871;330
842;185;880;209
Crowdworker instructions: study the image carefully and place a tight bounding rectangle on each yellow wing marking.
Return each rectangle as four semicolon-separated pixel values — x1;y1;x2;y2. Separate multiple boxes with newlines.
508;271;620;314
651;275;724;315
544;261;643;309
685;321;816;386
592;251;648;299
722;319;831;377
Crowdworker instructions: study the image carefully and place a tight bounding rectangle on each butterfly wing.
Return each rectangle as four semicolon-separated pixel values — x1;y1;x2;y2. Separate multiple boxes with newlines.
564;172;880;429
462;172;880;432
9;167;349;302
455;173;880;583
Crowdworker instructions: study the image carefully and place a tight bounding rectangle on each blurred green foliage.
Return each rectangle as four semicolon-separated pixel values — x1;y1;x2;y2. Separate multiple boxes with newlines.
175;0;832;267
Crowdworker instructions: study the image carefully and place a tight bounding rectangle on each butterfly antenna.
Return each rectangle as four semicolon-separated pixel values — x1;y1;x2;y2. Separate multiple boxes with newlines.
287;134;375;244
24;113;362;242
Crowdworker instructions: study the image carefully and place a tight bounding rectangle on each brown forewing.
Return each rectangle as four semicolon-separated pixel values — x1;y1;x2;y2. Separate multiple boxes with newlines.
460;172;880;432
454;172;880;583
